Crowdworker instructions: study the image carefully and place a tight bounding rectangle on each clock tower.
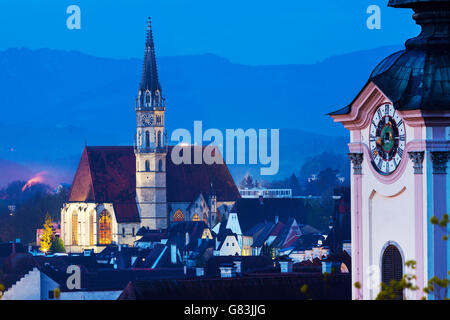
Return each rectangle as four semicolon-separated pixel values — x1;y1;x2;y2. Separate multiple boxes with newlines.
330;0;450;300
134;17;167;230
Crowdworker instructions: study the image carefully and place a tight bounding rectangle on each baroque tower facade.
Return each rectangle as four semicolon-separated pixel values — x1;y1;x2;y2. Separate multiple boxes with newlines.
135;18;168;230
330;0;450;300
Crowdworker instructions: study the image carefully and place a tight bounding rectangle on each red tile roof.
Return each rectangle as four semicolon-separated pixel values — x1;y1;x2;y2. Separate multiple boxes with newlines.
166;146;240;202
68;146;239;223
69;147;139;223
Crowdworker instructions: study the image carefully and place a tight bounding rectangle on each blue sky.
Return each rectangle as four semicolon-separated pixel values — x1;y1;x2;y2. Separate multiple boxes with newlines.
0;0;418;65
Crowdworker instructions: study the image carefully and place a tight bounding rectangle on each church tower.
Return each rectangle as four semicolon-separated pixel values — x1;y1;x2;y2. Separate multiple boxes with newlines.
330;0;449;300
135;18;168;230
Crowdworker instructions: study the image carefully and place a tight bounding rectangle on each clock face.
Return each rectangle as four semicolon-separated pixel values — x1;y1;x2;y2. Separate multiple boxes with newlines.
141;114;153;126
369;104;406;175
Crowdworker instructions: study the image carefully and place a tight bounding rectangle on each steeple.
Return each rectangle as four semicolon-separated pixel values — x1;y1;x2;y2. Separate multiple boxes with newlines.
138;17;164;108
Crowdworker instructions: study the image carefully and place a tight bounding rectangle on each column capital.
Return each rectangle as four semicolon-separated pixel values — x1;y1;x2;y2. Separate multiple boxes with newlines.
430;151;450;174
408;151;425;174
348;153;363;175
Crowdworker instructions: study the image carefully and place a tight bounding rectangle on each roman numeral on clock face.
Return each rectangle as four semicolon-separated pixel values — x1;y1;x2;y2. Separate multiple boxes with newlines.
377;109;383;120
370;134;376;142
398;148;403;158
377;158;383;170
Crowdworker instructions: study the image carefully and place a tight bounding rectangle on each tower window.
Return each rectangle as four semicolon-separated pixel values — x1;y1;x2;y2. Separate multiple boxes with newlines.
145;160;150;172
158;159;163;172
157;131;162;148
145;131;150;148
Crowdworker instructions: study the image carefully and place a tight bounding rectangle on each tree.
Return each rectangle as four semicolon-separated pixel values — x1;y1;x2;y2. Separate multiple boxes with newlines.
39;212;54;254
51;237;65;253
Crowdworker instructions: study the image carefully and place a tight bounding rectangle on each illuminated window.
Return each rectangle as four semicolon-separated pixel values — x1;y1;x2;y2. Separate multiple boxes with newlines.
192;213;200;221
173;209;184;222
71;212;78;245
89;213;94;245
99;210;112;245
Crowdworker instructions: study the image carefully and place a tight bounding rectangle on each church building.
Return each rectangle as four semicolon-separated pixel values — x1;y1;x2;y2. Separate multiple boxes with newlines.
61;18;240;253
330;0;449;299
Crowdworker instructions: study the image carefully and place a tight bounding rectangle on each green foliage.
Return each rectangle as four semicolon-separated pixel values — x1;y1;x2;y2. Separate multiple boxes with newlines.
50;237;65;253
40;213;54;253
300;284;308;294
430;214;449;241
260;243;275;260
0;181;69;244
376;261;419;300
376;216;449;300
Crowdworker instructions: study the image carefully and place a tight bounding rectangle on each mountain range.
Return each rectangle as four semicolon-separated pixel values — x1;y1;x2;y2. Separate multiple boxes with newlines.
0;45;403;187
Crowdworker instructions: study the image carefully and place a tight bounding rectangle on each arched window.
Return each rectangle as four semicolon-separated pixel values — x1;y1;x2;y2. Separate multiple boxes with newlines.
157;131;162;148
99;210;112;245
89;213;94;246
382;245;403;300
192;213;200;222
173;209;185;222
145;160;150;172
71;212;78;245
145;131;150;148
158;159;163;172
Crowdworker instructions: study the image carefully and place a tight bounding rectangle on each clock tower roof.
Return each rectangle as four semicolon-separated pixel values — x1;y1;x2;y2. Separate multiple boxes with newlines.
329;0;450;115
139;17;162;98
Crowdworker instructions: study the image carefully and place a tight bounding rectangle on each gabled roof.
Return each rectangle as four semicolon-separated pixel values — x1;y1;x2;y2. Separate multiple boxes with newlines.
68;146;140;223
68;146;240;223
251;223;275;248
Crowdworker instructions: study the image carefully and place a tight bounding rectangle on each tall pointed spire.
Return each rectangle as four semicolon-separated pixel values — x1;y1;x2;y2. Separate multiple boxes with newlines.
138;17;163;108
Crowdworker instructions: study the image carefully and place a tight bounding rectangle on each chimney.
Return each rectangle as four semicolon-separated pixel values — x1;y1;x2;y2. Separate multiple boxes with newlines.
170;244;177;264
